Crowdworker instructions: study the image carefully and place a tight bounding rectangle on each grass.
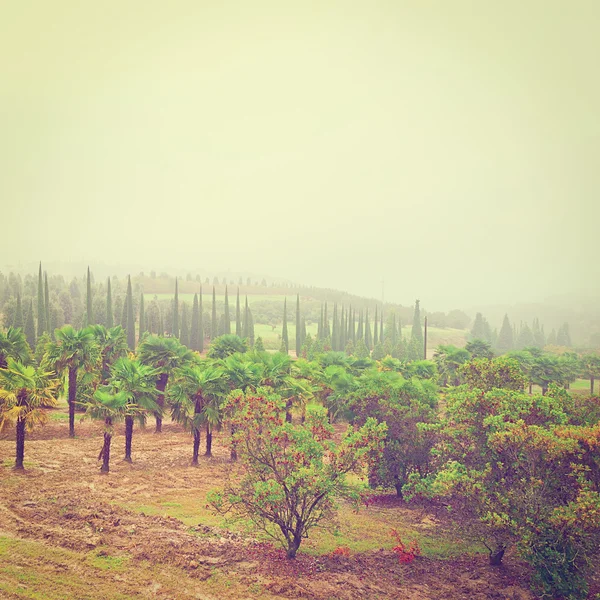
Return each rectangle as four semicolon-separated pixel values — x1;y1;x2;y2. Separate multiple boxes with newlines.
86;549;130;571
118;487;480;560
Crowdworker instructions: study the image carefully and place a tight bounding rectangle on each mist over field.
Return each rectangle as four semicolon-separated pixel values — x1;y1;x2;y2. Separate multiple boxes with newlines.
2;0;599;309
2;3;600;599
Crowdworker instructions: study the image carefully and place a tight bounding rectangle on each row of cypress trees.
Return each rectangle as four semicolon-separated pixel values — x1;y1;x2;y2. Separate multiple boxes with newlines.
285;296;425;358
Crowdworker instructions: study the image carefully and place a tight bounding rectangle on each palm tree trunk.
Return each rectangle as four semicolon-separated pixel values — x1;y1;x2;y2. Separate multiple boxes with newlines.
192;428;201;465
285;398;293;423
15;417;25;470
68;366;77;438
205;422;212;457
591;376;595;395
230;424;237;461
101;417;112;473
124;416;133;462
155;373;168;433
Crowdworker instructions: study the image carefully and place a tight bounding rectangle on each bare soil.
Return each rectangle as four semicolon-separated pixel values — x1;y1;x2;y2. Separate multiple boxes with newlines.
0;415;537;599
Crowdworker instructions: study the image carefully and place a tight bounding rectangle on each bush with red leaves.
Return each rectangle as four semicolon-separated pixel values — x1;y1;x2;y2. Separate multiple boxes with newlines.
390;529;421;564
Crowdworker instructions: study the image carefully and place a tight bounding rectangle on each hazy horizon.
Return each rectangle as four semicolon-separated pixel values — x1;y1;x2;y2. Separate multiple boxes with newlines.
2;1;598;309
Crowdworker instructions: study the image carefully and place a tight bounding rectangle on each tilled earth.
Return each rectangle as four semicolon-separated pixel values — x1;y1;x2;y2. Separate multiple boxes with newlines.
0;416;536;599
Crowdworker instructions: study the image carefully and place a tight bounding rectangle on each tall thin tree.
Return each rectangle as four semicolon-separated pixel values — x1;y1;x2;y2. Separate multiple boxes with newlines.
211;286;217;339
199;286;204;352
138;292;145;341
126;276;135;350
224;286;231;334
106;278;114;328
281;298;289;354
24;300;36;348
37;263;46;336
235;288;242;336
172;278;179;339
13;292;24;329
190;293;200;351
44;272;50;332
295;294;301;357
86;266;94;325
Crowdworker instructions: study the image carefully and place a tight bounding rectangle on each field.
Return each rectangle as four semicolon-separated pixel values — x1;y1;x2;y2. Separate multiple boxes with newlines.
0;408;535;600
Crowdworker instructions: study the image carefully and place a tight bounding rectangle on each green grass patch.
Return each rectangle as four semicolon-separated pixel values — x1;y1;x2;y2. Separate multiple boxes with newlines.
86;549;130;571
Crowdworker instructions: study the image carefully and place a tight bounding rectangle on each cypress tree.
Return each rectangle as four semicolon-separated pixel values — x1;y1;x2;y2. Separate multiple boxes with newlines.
295;294;301;357
172;278;179;339
224;286;231;334
373;306;378;346
331;303;338;351
351;308;356;342
323;303;330;338
365;309;372;349
106;278;114;328
339;306;345;350
120;294;128;329
37;263;46;336
281;298;289;354
235;288;242;336
180;303;190;347
25;299;36;348
411;300;423;344
471;312;486;340
547;328;557;346
211;286;217;339
138;292;145;341
357;310;364;341
126;275;135;350
497;314;514;353
13;292;24;329
557;323;572;347
248;307;255;346
199;287;204;352
516;322;535;350
347;306;353;342
86;267;94;325
243;296;250;339
316;304;322;340
44;273;50;332
391;313;397;347
380;308;384;343
190;293;200;351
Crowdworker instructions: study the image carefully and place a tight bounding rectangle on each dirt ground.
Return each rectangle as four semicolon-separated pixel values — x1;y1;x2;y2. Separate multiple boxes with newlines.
0;414;539;600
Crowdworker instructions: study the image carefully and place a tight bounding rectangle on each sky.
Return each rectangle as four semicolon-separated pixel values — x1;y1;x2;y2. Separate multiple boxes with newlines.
1;0;598;310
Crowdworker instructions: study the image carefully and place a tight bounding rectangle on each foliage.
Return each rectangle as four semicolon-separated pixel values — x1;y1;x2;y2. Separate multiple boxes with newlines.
390;529;421;564
405;386;600;597
209;391;386;558
458;357;525;392
349;370;438;496
207;335;248;359
0;359;58;468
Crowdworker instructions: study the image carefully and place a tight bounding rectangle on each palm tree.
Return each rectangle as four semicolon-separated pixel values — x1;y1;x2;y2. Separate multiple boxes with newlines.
46;326;99;437
221;354;262;460
0;327;31;369
90;325;129;384
0;359;58;469
109;357;159;462
85;389;129;473
433;345;471;387
168;364;226;463
317;364;354;422
138;335;194;432
465;339;494;360
580;353;600;395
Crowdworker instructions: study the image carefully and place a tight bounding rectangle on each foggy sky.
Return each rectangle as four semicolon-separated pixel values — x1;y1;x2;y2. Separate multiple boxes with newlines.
1;0;598;311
